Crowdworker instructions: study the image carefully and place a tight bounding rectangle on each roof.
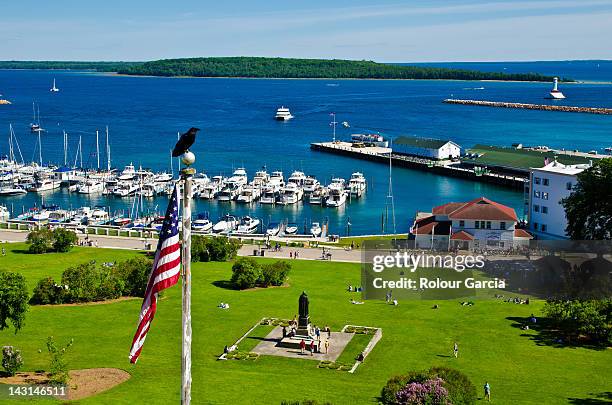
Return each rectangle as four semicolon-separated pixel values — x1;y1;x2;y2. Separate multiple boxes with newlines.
394;136;458;150
412;215;451;235
433;197;518;221
450;231;475;241
514;229;533;239
532;160;590;176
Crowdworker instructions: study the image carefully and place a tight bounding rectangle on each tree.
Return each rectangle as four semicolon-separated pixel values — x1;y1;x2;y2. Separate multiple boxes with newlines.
26;228;54;254
61;263;99;303
261;261;291;287
52;228;78;252
562;158;612;239
30;277;66;305
230;257;261;290
0;272;29;333
112;257;152;297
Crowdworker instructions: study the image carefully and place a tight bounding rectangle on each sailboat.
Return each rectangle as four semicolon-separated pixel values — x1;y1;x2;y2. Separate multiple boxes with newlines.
30;102;45;133
50;78;59;93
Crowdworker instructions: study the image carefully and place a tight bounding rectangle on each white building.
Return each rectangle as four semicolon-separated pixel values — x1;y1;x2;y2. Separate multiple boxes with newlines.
411;197;532;250
528;160;590;239
394;136;461;160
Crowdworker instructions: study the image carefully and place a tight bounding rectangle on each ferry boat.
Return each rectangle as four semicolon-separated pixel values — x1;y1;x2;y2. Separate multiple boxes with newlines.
274;106;294;121
277;183;303;205
236;216;260;234
348;172;367;197
547;77;565;99
213;214;238;234
351;133;388;147
326;178;347;207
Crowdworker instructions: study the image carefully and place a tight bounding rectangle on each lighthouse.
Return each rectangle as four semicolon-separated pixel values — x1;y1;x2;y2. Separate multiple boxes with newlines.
547;77;565;99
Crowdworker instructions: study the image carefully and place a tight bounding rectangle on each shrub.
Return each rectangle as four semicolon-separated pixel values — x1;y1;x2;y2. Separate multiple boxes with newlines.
230;257;261;289
97;266;125;300
261;261;291;287
30;277;67;305
191;235;211;262
52;228;78;253
26;228;54;253
113;257;152;297
0;272;29;333
61;263;99;303
381;367;476;405
2;346;23;376
46;336;73;385
191;236;241;262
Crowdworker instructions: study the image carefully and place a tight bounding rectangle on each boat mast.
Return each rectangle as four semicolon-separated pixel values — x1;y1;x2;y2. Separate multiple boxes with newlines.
106;126;111;172
37;131;43;166
63;131;68;166
79;136;83;168
96;130;100;170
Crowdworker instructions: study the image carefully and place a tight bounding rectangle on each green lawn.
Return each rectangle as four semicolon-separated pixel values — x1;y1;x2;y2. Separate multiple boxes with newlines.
0;244;610;404
465;145;593;170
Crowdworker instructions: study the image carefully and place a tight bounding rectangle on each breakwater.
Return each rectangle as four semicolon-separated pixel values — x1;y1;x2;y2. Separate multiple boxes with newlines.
443;99;612;115
310;142;527;189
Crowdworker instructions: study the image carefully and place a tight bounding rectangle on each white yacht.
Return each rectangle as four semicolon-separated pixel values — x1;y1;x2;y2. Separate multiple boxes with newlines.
260;185;279;205
310;222;322;237
269;171;285;188
0;184;27;196
236;185;261;203
302;176;320;194
113;182;140;197
213;214;238;234
48;210;71;224
50;78;59;93
547;77;565;99
32;210;51;222
287;171;307;187
285;222;298;235
266;222;280;236
200;175;224;199
77;179;104;194
309;186;327;205
154;172;174;183
274;106;294;121
192;217;213;233
29;178;61;192
251;170;270;187
218;169;248;201
236;216;261;234
139;183;164;198
348;172;367;197
326;179;348;207
277;183;303;205
88;208;110;225
118;164;137;181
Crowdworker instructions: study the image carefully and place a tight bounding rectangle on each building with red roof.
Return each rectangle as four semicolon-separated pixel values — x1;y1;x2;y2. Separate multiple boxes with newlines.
411;197;532;250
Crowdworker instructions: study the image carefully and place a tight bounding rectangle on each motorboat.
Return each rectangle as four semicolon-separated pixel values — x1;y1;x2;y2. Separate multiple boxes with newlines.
112;217;132;227
266;222;280;236
260;185;278;204
236;216;260;234
274;106;294;121
213;214;238;234
285;222;298;235
348;172;367;197
251;170;270;186
154;172;174;183
309;186;327;205
236;185;260;203
287;171;307;187
310;222;322;237
88;208;110;225
114;182;140;197
199;175;224;199
218;169;247;201
0;184;27;196
28;178;61;192
139;183;164;198
326;179;347;207
118;164;137;181
77;179;104;194
269;171;285;188
302;176;320;194
192;216;213;233
277;183;303;205
48;210;71;224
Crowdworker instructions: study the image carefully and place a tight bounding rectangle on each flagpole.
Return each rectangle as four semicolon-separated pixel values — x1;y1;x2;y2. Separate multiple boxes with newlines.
181;162;195;405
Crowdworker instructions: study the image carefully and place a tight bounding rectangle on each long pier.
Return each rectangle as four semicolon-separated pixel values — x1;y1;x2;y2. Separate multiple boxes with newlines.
310;142;527;189
443;99;612;115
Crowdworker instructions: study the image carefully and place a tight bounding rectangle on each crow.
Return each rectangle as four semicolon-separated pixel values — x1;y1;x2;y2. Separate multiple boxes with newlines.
172;127;200;157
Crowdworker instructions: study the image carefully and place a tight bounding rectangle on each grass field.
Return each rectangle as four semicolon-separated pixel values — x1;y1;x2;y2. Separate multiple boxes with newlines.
466;145;593;170
1;243;610;404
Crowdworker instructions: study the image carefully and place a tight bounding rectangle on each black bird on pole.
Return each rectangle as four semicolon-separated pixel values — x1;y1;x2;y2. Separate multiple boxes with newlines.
172;127;199;157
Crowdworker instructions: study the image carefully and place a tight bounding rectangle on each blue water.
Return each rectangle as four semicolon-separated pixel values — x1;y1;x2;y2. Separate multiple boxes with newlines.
0;62;611;235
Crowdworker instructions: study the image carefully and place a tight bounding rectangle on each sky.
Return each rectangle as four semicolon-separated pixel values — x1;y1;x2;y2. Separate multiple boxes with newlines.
1;0;611;62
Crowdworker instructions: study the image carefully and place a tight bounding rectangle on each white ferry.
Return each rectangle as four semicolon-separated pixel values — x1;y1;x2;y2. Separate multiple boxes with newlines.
274;106;294;121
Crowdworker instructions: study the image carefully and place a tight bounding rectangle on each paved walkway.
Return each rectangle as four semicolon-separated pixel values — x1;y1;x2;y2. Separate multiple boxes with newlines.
238;245;361;263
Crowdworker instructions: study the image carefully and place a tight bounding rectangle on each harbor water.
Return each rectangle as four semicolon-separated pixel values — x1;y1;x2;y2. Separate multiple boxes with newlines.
0;62;611;235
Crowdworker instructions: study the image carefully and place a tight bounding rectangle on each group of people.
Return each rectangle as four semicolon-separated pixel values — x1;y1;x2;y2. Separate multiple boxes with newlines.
289;250;300;259
385;290;398;306
78;236;98;247
347;284;362;292
217;302;230;309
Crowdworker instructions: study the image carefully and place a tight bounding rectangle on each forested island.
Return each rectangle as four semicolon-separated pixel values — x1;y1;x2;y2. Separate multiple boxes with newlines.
0;57;567;81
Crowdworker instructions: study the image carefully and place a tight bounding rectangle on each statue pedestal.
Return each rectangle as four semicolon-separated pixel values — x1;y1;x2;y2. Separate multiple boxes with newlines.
278;334;316;350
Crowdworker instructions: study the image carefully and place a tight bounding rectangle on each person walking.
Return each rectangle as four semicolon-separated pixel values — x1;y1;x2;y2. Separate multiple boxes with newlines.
324;339;330;354
309;340;315;356
453;342;459;358
299;339;305;355
326;325;331;338
484;382;491;401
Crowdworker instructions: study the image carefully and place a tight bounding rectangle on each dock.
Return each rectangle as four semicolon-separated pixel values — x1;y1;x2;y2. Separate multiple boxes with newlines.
310;142;527;189
443;99;612;115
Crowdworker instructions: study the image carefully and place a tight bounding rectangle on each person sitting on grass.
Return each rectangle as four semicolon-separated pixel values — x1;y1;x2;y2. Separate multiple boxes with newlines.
350;298;364;305
392;299;398;306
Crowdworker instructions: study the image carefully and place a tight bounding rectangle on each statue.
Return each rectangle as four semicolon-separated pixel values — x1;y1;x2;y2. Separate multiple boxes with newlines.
297;291;310;336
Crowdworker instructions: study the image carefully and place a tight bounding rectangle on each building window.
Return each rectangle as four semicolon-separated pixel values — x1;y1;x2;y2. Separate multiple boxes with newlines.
475;221;480;229
534;177;541;184
500;221;506;230
533;222;538;230
566;182;572;190
534;205;540;212
459;220;465;227
543;178;549;186
541;224;547;232
486;221;491;229
542;206;548;214
534;190;541;198
542;192;549;200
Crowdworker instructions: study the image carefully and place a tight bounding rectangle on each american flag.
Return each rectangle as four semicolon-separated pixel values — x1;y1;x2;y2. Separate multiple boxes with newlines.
129;185;181;363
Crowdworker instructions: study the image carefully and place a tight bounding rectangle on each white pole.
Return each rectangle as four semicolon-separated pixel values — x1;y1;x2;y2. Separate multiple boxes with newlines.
106;126;111;172
181;167;193;405
63;131;67;166
79;136;83;168
96;130;100;170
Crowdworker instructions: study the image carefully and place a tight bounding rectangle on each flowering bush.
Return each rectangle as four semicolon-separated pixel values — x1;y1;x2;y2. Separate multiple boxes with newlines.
396;377;449;405
2;346;23;376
